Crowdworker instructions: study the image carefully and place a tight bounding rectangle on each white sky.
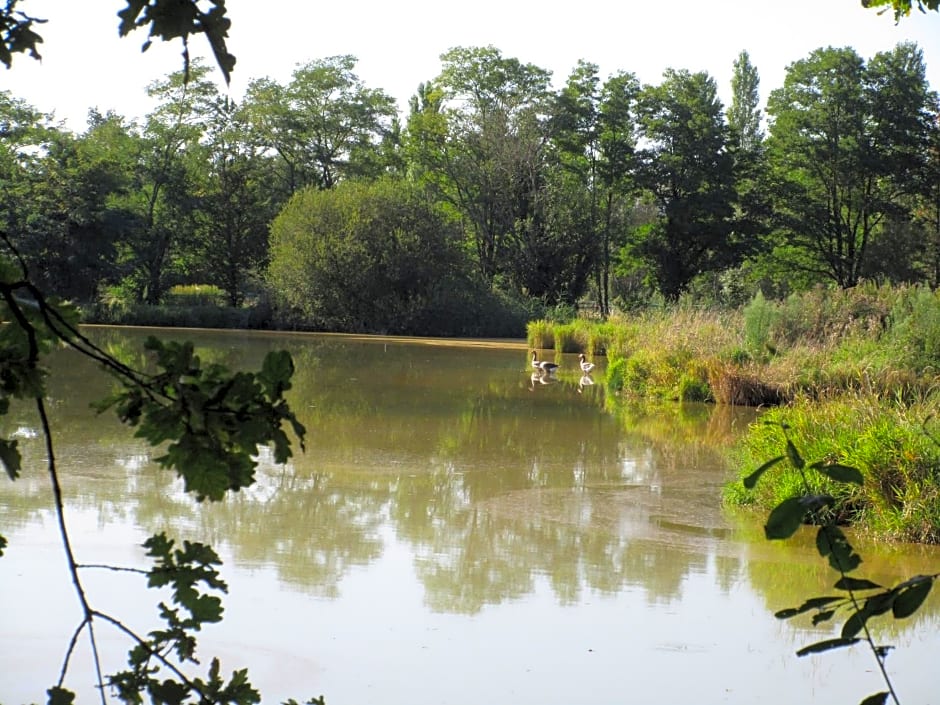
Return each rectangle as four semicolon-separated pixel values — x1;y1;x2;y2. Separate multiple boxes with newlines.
2;0;938;132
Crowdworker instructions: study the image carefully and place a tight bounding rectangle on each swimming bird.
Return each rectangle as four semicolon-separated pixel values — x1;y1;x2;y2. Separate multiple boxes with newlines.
531;350;559;374
579;353;595;374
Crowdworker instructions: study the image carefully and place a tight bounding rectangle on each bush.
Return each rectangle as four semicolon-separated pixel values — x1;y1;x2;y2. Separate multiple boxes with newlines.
87;303;267;330
887;285;940;374
163;284;227;307
266;176;540;337
604;357;628;393
742;290;779;358
678;374;711;402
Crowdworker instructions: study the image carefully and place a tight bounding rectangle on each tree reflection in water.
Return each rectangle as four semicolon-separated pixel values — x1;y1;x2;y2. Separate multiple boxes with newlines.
3;328;940;705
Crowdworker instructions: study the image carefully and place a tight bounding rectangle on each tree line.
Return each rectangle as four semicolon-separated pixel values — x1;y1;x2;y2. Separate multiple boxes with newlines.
0;42;937;335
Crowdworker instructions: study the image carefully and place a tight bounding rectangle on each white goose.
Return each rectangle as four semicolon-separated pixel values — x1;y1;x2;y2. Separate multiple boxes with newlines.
531;350;559;375
578;353;595;374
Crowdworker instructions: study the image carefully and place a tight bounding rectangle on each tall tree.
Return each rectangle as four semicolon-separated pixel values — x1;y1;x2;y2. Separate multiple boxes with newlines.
726;51;771;281
548;61;602;305
193;95;275;307
407;46;565;295
120;61;218;303
549;63;639;315
594;72;640;315
918;111;940;285
728;50;763;152
22;111;143;301
243;55;398;195
628;69;737;301
0;90;54;239
765;43;935;288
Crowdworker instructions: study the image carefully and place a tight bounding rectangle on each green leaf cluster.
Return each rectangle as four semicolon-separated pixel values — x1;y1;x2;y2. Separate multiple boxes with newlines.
0;0;43;68
862;0;940;21
106;533;263;705
0;1;236;83
117;1;235;84
95;336;306;501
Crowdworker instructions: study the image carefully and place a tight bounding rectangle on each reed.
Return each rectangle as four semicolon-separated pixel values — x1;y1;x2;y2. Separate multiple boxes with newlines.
526;319;555;350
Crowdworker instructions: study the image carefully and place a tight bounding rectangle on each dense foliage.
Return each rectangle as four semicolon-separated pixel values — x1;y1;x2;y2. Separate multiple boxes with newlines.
0;36;936;335
267;177;530;335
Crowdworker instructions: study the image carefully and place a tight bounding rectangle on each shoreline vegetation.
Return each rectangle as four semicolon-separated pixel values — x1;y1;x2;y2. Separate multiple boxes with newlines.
86;281;940;545
524;282;940;545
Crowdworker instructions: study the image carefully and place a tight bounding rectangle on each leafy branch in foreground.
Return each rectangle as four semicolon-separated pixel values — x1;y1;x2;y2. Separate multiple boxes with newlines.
0;1;236;83
744;421;938;705
862;0;940;21
0;243;316;704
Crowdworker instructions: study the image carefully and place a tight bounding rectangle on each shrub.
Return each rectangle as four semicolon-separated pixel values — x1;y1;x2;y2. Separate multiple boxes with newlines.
163;284;227;307
605;357;628;393
887;285;940;374
267;177;468;335
725;394;940;542
678;374;711;403
742;290;779;358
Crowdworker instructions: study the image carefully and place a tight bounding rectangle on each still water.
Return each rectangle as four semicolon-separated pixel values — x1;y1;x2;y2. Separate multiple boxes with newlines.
1;327;939;705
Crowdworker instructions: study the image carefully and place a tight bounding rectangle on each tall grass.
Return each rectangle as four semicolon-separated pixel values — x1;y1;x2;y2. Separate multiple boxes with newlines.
724;393;940;543
532;285;940;405
529;284;940;542
527;318;617;355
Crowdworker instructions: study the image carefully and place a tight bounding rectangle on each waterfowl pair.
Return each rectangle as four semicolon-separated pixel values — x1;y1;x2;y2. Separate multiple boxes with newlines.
533;351;596;374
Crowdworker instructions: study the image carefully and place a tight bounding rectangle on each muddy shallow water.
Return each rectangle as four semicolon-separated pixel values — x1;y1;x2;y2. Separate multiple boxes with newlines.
2;328;938;704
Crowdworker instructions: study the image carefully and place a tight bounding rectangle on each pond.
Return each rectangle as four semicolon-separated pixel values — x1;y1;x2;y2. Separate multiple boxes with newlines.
1;327;939;705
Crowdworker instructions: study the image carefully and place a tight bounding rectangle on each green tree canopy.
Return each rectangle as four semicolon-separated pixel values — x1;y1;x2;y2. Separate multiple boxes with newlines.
243;55;399;196
408;46;553;285
549;62;640;315
728;50;763;152
627;68;737;301
267;177;468;334
765;43;935;288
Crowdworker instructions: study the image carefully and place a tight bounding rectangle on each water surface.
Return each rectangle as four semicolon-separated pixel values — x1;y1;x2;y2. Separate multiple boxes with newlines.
1;328;938;705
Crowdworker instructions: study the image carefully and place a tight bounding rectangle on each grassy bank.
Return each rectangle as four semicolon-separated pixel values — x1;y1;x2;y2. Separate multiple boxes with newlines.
528;283;940;543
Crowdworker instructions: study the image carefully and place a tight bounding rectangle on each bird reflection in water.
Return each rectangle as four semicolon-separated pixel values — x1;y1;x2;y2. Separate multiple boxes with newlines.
577;374;595;393
528;370;558;390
